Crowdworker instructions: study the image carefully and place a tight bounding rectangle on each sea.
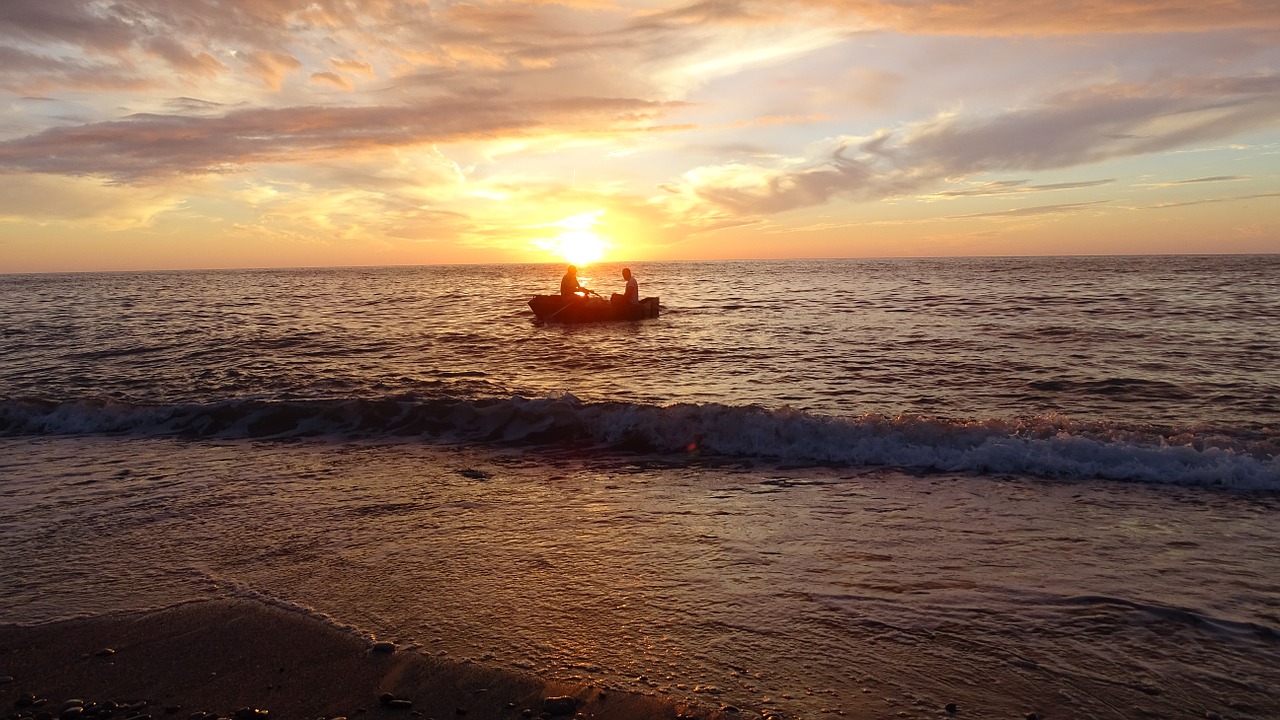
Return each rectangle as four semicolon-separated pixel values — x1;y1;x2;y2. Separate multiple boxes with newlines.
2;256;1278;720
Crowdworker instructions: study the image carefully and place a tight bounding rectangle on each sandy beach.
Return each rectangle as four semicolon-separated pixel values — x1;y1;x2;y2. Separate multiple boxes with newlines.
1;599;731;720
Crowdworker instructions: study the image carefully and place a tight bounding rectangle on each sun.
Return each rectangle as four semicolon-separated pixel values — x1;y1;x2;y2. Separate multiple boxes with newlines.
554;229;608;265
534;210;613;265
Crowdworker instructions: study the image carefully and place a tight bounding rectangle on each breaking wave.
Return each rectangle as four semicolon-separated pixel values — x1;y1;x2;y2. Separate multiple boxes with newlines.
2;394;1278;490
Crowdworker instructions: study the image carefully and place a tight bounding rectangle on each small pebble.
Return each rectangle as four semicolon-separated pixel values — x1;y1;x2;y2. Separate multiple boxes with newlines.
371;642;397;654
387;701;412;711
945;702;958;714
0;676;14;685
1025;713;1039;720
1205;714;1222;720
542;698;577;717
60;708;85;720
378;694;397;707
95;648;117;657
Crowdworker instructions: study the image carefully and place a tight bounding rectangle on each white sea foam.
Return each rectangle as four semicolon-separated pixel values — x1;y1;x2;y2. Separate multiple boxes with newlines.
3;394;1277;489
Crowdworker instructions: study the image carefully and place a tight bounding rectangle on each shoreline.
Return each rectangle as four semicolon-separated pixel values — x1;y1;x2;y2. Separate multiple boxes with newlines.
6;437;1278;720
0;599;733;720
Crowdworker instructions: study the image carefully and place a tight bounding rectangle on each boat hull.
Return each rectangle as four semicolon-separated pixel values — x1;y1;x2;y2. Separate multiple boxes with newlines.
529;295;660;323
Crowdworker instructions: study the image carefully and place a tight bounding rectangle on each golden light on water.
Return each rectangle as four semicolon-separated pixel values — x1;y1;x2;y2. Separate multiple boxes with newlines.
534;210;613;266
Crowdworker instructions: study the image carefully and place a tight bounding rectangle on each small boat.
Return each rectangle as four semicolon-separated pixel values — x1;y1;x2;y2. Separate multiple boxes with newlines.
529;294;660;323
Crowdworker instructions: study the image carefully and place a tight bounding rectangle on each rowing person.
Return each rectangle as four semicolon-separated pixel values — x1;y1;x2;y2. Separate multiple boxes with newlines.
560;265;591;303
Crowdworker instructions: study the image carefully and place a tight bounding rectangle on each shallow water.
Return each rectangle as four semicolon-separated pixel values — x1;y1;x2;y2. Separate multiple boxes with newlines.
3;436;1277;720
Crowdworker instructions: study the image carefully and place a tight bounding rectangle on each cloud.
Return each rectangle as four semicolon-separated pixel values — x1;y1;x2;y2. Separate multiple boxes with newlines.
4;1;1276;108
899;76;1280;173
1140;175;1249;187
330;58;375;78
934;179;1115;197
4;0;1278;262
946;200;1110;220
1146;191;1280;209
0;0;136;52
0;1;835;105
0;172;185;228
0;95;685;181
667;72;1280;215
794;0;1280;34
310;71;352;90
165;97;232;114
0;46;152;93
239;50;303;90
0;1;430;92
143;36;227;79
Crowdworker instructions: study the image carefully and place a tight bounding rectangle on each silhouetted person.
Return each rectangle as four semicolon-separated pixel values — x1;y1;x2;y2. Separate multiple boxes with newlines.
611;267;639;305
560;265;590;303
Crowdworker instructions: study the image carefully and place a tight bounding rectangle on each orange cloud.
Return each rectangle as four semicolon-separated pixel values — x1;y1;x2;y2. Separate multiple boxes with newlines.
664;72;1280;216
798;0;1280;34
330;58;375;77
0;95;686;181
144;37;227;79
310;71;352;90
240;50;303;90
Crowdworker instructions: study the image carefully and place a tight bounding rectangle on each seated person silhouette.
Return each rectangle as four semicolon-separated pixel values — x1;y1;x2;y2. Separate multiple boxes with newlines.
610;268;639;306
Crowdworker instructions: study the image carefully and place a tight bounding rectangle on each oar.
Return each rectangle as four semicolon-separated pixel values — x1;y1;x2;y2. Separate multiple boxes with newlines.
539;302;571;324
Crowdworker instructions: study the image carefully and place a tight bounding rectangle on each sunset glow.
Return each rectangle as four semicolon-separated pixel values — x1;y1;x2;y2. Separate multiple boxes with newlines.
533;210;613;266
1;1;1278;272
552;231;609;267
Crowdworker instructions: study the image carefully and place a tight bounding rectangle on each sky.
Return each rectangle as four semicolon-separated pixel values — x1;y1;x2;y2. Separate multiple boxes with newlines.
1;1;1278;272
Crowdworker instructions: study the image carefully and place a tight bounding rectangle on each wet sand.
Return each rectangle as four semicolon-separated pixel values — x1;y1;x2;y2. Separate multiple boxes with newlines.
0;599;731;720
6;437;1279;720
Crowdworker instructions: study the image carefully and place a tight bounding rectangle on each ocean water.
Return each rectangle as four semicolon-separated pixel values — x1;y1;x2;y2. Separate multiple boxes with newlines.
2;256;1279;719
